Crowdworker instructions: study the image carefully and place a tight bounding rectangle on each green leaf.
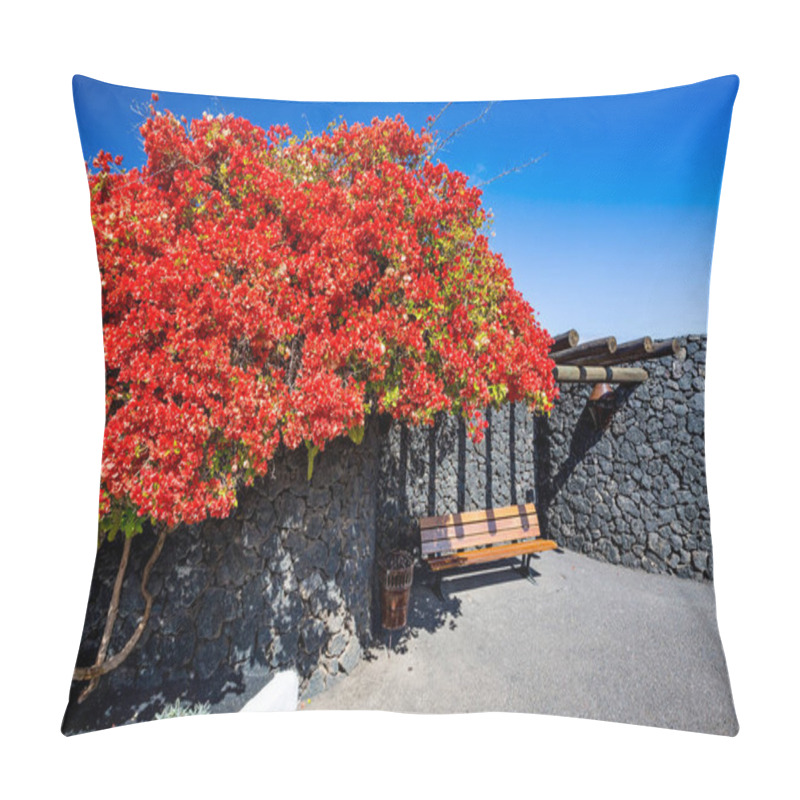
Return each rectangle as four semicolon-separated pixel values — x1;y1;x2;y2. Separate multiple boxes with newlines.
348;425;365;445
382;385;400;411
306;441;320;481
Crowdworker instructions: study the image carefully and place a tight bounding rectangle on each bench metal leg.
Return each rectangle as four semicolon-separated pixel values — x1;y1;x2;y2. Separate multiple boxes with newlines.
518;554;537;583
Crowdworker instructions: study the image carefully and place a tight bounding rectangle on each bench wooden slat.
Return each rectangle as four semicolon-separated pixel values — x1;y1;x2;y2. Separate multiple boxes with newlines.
420;503;556;592
419;503;537;531
421;524;543;556
427;539;558;571
421;513;538;544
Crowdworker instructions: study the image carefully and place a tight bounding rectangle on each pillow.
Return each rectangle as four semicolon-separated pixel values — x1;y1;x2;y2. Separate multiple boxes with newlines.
63;74;738;735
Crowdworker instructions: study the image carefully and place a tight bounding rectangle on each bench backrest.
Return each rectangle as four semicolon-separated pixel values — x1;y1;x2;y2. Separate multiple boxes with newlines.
420;503;540;560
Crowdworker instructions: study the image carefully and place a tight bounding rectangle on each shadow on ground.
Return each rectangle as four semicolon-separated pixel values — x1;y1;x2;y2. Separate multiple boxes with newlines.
367;556;552;657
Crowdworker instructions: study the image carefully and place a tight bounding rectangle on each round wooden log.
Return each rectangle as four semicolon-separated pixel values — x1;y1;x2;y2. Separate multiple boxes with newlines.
550;329;580;353
553;365;648;383
589;337;654;366
648;338;680;358
553;336;617;364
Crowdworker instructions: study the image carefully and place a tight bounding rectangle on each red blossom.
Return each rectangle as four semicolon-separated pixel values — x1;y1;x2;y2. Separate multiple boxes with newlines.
90;107;557;536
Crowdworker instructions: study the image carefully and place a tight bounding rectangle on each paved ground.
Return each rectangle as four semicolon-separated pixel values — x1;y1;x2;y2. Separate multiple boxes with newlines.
301;548;738;735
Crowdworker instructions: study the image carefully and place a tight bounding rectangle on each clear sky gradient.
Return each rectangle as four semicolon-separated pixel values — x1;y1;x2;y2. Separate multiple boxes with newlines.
73;74;738;343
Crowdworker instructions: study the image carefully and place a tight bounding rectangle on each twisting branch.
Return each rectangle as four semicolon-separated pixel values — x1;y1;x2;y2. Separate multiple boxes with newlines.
78;534;132;701
73;525;169;699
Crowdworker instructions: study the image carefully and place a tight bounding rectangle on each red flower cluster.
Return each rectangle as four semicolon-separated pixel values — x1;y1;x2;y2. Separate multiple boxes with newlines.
90;102;557;535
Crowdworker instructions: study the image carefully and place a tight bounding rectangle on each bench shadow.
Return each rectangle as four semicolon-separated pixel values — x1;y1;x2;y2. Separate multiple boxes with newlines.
435;560;544;598
373;404;556;657
371;554;558;656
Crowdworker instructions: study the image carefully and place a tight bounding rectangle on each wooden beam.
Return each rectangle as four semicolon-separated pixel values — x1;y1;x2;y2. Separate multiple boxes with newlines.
593;337;679;365
553;365;648;383
550;329;579;353
575;338;680;366
648;338;680;359
588;337;654;366
553;336;617;364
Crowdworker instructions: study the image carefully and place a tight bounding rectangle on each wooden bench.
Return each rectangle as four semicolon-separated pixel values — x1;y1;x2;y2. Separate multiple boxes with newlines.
419;503;558;599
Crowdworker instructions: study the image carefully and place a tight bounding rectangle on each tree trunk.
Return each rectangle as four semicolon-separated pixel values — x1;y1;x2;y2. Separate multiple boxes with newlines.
73;525;169;699
77;534;132;701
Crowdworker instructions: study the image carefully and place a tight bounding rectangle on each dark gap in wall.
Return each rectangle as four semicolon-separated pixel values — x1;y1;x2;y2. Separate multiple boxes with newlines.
509;402;517;505
484;406;493;508
533;414;551;534
399;423;409;523
427;416;437;516
457;416;466;512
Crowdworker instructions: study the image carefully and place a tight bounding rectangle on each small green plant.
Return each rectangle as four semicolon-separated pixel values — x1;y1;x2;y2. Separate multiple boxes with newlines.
154;699;211;719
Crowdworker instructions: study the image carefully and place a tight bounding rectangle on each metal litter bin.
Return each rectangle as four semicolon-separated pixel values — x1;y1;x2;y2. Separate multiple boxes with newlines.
379;550;414;630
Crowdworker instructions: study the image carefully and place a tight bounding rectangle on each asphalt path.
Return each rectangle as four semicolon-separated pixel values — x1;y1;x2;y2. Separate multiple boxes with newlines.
302;548;738;735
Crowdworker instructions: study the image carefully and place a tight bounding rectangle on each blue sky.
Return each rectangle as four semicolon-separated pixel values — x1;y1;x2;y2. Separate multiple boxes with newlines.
73;75;738;342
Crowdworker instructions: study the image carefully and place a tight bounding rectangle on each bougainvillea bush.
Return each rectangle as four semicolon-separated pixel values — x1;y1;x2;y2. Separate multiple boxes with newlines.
91;96;557;540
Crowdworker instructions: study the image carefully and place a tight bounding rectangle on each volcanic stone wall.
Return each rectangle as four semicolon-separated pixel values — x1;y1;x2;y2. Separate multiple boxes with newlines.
65;336;711;732
376;402;538;555
375;336;711;580
63;421;379;734
534;335;711;579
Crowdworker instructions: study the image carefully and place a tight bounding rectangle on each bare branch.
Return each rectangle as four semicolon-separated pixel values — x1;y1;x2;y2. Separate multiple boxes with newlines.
426;102;452;131
473;152;548;189
423;102;545;190
428;102;495;159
